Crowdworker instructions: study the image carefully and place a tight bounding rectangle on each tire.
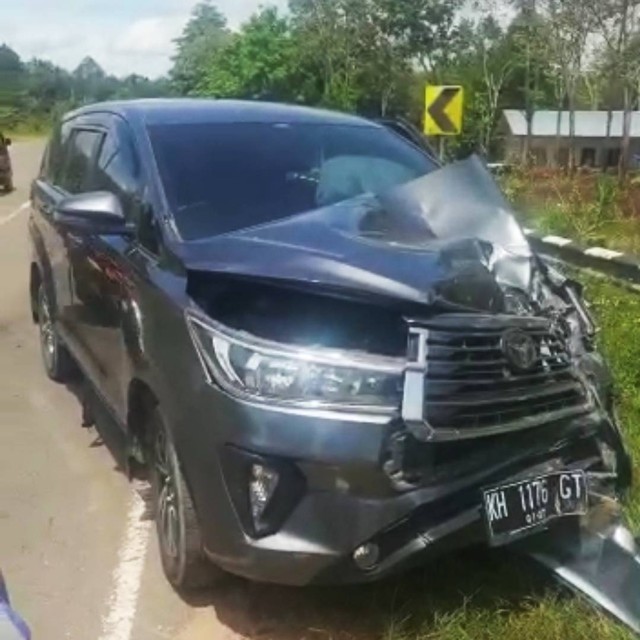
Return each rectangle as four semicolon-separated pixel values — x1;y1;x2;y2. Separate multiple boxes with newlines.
148;406;224;591
37;284;76;382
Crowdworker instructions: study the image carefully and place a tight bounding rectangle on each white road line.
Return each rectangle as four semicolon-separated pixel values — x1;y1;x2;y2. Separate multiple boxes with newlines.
100;491;151;640
0;201;29;227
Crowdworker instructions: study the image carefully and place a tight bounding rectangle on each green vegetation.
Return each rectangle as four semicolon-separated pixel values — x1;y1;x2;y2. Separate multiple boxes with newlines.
585;276;640;528
169;0;561;159
0;0;611;158
502;169;640;254
0;44;170;135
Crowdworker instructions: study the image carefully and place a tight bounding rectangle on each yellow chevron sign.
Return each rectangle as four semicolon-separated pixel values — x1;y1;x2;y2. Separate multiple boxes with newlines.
424;85;464;136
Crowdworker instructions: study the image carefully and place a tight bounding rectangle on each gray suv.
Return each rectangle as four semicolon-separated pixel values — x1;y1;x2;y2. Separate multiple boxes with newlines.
28;100;633;603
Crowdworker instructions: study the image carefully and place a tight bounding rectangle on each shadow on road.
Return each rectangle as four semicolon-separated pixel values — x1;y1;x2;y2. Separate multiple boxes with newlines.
178;542;554;639
65;376;128;475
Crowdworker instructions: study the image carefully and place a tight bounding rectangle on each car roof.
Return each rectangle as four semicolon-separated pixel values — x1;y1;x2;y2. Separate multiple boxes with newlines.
66;99;380;128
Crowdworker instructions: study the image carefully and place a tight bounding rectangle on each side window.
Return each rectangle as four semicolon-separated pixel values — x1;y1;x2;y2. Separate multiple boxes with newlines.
60;129;103;193
95;125;160;255
95;130;139;203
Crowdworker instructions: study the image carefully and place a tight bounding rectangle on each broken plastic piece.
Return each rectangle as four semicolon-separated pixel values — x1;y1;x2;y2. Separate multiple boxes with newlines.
520;503;640;634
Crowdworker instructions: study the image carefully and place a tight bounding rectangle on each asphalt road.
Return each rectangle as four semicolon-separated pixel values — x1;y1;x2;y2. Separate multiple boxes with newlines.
0;140;400;640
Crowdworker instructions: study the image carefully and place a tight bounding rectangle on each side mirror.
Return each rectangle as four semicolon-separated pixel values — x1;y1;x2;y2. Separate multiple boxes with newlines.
54;192;132;236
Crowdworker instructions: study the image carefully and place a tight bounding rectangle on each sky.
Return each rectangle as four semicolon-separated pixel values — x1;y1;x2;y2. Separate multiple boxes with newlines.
1;0;288;79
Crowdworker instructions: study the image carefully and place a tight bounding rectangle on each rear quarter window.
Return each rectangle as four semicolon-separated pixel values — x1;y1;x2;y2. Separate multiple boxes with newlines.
46;121;73;186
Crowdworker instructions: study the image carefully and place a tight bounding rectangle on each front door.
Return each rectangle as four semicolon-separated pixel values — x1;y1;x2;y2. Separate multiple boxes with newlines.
33;122;105;368
68;116;145;421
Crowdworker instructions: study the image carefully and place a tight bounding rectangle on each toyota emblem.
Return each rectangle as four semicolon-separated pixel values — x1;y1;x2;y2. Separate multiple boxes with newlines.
501;329;538;373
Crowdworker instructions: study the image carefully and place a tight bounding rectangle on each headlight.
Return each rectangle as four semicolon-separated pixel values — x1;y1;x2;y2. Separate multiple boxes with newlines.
186;312;404;413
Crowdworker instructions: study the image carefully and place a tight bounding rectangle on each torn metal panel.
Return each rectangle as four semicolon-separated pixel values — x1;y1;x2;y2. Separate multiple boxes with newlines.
520;508;640;634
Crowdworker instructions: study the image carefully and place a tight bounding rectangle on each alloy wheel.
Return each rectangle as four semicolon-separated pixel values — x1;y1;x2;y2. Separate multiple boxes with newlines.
39;290;56;372
155;428;181;561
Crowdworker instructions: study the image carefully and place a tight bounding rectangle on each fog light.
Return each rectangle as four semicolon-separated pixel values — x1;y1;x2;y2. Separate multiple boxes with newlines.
353;543;380;571
249;463;279;522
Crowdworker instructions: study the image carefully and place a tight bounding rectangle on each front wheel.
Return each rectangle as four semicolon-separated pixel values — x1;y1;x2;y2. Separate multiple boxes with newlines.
37;284;75;382
148;406;224;591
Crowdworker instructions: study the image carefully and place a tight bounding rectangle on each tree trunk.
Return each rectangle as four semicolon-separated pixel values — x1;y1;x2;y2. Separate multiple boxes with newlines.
554;100;562;168
522;39;532;166
568;91;576;175
380;87;390;117
521;4;533;167
602;108;613;173
619;85;632;182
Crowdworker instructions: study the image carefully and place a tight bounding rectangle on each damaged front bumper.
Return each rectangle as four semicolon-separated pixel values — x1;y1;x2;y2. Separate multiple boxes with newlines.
195;391;628;580
184;311;635;631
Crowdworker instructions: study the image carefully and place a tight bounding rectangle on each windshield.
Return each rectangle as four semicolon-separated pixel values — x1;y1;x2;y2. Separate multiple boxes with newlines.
148;122;437;240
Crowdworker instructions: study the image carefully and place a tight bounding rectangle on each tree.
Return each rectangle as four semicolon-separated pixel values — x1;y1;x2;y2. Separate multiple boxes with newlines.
199;8;299;100
0;44;27;129
24;59;72;115
171;1;231;95
0;46;169;132
504;7;555;164
585;0;640;179
289;0;362;109
472;16;515;153
114;74;172;99
375;0;463;77
349;0;413;117
290;0;444;115
542;0;594;170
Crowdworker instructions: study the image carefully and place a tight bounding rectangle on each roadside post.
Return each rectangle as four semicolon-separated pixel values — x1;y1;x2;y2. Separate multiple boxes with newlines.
424;85;464;160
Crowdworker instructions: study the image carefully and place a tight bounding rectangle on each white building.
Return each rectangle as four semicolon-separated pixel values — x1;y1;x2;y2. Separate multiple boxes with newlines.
501;109;640;168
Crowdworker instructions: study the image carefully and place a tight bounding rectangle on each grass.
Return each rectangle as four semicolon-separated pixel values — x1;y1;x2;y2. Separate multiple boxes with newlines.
584;275;640;530
501;170;640;254
377;274;640;640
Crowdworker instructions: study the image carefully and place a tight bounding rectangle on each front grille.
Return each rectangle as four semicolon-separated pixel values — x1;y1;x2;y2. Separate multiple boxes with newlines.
416;314;592;438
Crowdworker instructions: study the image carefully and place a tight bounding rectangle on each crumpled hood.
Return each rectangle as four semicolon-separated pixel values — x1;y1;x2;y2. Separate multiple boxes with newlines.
179;155;533;310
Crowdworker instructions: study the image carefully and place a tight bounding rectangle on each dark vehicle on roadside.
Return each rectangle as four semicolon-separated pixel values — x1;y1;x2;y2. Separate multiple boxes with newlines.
28;101;637;618
0;133;13;192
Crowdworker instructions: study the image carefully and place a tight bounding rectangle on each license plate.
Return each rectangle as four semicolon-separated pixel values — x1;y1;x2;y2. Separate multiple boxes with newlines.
483;470;588;544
